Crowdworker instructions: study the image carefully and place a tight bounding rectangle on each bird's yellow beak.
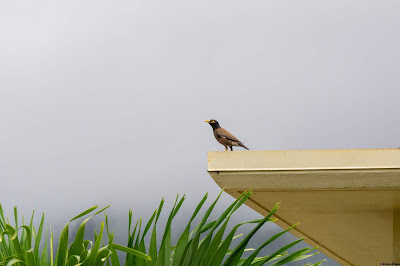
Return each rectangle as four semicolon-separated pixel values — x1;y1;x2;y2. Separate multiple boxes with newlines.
204;120;210;123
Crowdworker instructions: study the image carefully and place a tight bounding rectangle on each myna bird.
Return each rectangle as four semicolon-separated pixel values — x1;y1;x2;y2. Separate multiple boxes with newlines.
205;119;249;151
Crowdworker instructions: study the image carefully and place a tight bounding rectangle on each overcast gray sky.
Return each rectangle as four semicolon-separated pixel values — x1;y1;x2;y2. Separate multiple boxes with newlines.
1;1;400;265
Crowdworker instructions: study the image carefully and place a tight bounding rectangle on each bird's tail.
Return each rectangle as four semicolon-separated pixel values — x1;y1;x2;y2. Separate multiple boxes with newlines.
239;142;249;150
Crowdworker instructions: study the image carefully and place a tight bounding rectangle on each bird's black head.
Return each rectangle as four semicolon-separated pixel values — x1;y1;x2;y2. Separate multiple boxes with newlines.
205;119;221;130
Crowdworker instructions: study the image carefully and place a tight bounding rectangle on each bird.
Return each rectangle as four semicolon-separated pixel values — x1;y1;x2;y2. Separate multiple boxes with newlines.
205;119;249;151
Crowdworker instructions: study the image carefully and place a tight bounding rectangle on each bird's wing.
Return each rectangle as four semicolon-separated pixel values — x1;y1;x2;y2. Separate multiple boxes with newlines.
216;128;240;142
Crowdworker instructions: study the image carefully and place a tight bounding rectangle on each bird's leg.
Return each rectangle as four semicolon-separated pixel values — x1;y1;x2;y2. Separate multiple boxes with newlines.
224;146;228;151
229;146;233;151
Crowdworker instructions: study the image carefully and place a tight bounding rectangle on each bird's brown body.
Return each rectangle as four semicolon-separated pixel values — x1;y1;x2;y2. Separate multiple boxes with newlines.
205;119;249;151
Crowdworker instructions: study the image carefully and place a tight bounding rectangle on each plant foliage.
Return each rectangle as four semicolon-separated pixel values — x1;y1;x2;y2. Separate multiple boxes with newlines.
0;190;325;265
